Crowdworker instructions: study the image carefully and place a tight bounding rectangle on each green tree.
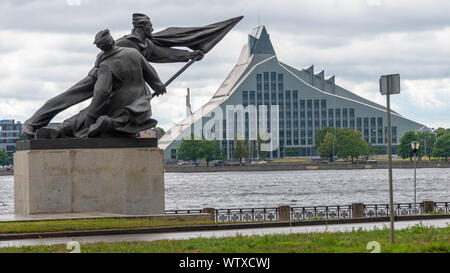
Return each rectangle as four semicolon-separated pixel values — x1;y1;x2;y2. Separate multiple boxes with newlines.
398;131;417;160
199;140;223;166
432;133;450;161
336;129;369;162
232;138;248;166
257;134;269;160
318;132;337;161
18;134;28;141
416;131;436;160
176;135;201;164
0;148;9;167
435;128;448;138
314;127;338;149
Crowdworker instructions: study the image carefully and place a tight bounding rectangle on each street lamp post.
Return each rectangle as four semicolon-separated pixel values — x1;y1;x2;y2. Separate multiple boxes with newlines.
411;141;420;213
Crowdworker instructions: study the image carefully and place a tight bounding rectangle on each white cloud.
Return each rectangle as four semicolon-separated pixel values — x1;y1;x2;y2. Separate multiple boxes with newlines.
66;0;82;6
0;0;450;131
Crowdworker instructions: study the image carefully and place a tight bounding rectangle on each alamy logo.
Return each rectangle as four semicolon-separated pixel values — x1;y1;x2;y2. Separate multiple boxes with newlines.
168;104;280;152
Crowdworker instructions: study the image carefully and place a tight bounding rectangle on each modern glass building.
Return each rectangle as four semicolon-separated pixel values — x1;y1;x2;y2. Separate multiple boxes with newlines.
0;119;22;161
159;26;425;160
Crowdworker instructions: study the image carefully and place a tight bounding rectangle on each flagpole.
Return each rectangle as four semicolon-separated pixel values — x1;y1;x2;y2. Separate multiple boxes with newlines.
151;59;196;98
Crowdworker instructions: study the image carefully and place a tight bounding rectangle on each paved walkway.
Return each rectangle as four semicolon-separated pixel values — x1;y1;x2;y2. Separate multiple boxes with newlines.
0;212;125;222
0;218;448;248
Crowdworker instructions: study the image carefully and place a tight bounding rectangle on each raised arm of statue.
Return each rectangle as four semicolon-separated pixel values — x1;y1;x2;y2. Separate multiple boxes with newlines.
146;41;191;63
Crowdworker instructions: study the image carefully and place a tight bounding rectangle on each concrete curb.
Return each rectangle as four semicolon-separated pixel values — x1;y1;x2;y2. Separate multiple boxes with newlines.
0;214;449;241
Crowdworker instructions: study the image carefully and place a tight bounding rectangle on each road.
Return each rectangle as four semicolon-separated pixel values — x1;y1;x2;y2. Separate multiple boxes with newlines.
0;218;448;248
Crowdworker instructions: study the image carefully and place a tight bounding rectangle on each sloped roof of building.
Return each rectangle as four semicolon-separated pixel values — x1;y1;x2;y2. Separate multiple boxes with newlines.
159;25;411;150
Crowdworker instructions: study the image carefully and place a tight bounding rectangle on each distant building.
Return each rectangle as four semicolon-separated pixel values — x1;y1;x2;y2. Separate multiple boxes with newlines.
0;119;22;159
140;127;165;140
159;25;426;160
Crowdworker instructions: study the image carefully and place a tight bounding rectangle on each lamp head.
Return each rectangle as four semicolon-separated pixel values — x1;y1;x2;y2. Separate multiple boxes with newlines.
411;141;420;152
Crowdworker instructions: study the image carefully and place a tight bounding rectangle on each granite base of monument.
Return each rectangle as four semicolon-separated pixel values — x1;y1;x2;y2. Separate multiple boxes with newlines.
14;138;164;215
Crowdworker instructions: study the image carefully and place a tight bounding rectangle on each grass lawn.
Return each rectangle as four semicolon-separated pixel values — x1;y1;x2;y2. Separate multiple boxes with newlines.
0;224;448;253
0;218;219;234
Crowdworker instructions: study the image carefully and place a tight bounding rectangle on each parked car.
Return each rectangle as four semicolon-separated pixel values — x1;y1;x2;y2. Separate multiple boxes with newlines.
214;160;230;167
367;159;377;164
177;161;199;166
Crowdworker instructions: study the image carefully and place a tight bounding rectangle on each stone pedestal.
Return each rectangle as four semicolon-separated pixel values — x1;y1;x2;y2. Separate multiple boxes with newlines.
352;203;365;218
14;138;164;215
278;205;291;221
422;200;435;213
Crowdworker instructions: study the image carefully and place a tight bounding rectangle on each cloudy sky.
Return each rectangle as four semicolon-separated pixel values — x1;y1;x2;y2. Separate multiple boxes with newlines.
1;0;450;131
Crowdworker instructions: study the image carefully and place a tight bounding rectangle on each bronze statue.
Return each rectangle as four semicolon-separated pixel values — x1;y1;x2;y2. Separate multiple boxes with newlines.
36;29;165;139
22;14;243;139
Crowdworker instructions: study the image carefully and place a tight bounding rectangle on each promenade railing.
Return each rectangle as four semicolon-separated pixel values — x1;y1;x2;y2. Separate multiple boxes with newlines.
165;201;449;223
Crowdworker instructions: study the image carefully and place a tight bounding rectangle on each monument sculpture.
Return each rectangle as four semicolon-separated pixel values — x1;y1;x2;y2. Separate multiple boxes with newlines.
22;13;243;139
14;14;243;215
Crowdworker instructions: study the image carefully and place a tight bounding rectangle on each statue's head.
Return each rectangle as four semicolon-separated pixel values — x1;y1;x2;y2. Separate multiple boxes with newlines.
94;29;115;51
132;13;153;38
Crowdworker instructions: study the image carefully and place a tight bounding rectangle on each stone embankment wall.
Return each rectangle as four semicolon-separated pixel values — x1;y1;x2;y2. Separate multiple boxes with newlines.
165;161;450;173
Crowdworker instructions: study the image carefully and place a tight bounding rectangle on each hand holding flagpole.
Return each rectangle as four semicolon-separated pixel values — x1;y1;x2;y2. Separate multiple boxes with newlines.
150;16;243;99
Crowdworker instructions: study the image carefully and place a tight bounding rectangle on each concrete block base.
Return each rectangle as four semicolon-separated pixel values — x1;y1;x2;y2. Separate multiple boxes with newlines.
14;146;164;215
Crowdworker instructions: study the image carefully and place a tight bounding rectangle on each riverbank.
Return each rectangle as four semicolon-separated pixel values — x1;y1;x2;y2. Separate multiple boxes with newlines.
0;171;12;176
165;161;450;173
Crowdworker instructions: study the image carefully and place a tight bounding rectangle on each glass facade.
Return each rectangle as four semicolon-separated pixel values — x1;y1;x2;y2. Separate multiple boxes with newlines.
233;71;408;159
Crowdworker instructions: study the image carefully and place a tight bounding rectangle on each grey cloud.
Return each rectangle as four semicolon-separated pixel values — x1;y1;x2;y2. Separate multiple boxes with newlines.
2;0;450;37
1;0;450;129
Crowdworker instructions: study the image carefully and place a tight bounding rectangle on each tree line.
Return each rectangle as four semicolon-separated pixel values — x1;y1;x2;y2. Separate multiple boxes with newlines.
176;127;450;165
0;148;10;167
398;128;450;161
314;127;377;162
177;135;269;166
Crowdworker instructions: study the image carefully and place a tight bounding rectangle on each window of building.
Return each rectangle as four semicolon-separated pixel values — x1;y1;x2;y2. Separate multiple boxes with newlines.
242;91;248;106
378;128;383;144
335;109;341;128
256;74;262;91
271;72;276;92
270;92;276;104
328;109;334;127
171;149;177;159
392;127;397;143
300;120;306;129
249;91;255;105
271;72;276;82
349;108;355;118
314;120;320;129
278;74;284;91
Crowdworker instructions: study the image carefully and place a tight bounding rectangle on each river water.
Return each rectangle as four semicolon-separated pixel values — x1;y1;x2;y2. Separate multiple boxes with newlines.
1;168;449;214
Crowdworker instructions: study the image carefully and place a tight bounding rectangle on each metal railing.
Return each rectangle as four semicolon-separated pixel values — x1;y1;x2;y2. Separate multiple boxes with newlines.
214;208;279;222
291;205;352;220
165;201;449;223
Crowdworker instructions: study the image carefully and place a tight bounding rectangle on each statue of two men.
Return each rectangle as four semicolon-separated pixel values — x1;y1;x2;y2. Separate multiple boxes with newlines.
23;13;204;139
